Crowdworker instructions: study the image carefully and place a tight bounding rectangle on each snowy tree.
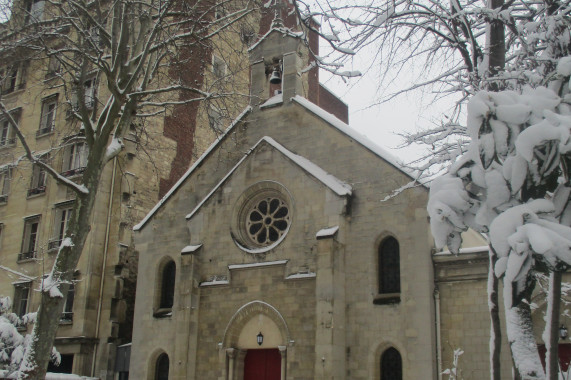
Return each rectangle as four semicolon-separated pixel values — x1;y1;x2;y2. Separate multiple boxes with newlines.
428;35;571;380
295;0;570;378
0;0;259;377
0;297;58;376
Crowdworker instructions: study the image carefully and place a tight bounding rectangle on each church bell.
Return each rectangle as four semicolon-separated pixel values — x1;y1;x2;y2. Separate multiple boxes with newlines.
269;68;282;84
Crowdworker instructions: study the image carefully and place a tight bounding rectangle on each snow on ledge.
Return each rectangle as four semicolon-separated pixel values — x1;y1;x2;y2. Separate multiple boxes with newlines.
200;279;230;287
286;272;316;280
260;93;283;109
435;246;489;255
316;226;339;239
229;260;288;270
181;244;202;255
0;265;33;281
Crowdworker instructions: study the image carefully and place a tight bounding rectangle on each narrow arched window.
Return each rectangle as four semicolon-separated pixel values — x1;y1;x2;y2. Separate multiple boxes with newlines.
160;261;175;309
155;353;169;380
381;347;402;380
379;237;400;294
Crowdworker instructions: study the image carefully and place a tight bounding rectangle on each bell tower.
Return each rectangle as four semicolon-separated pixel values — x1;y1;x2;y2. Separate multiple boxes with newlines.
248;5;312;107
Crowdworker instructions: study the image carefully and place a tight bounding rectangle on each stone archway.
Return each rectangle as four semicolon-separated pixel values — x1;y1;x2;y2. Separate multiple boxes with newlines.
222;301;289;380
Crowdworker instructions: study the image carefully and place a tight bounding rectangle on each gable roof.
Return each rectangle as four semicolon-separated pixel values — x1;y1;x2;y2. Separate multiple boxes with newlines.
184;136;352;221
135;95;422;232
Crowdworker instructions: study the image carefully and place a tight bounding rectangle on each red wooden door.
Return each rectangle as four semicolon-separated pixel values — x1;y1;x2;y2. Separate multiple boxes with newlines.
243;349;281;380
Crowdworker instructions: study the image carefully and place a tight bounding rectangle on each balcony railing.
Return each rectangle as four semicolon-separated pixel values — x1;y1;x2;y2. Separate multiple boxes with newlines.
27;186;46;197
48;239;61;251
36;126;54;137
60;312;73;323
18;250;36;261
0;137;16;147
61;166;86;177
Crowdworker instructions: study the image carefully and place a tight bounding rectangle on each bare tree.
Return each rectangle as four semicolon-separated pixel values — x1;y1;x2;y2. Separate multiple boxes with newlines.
0;0;259;377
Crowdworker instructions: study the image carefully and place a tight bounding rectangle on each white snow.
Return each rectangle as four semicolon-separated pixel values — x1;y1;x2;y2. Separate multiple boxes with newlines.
285;272;316;279
103;137;124;162
260;93;283;108
181;244;202;254
228;260;288;270
316;226;339;239
199;279;229;287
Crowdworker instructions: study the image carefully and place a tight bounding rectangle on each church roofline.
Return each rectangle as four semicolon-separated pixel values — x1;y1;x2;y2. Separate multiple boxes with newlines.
184;136;352;222
291;95;426;186
133;106;252;232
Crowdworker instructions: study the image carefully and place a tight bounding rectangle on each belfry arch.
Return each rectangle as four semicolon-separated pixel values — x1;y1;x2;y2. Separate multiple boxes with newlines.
221;301;290;380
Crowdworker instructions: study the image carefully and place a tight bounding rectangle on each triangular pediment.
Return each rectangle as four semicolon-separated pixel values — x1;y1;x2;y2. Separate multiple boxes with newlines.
185;136;352;222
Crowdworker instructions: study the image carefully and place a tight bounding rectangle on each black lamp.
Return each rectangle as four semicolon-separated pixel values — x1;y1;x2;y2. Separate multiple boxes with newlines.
560;325;568;340
257;332;264;346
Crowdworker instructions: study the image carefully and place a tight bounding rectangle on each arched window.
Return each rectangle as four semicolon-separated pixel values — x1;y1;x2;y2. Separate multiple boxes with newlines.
154;260;175;317
379;237;400;294
380;347;402;380
155;353;169;380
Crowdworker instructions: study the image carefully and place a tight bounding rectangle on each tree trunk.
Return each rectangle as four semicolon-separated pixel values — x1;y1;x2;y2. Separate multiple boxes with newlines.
487;0;506;91
505;287;546;380
489;251;502;380
546;271;562;380
18;159;105;379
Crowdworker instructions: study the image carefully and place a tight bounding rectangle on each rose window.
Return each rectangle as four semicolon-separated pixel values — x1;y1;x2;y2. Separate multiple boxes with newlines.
246;197;290;246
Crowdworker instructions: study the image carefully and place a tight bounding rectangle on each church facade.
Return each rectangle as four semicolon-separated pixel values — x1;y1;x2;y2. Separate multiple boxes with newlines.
129;17;439;379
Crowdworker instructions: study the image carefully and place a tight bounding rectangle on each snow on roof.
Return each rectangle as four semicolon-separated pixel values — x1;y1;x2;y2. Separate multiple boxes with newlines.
0;265;33;281
291;96;423;184
181;244;202;255
434;245;489;255
133;107;252;231
248;26;305;52
316;226;339;239
184;136;352;221
228;260;288;270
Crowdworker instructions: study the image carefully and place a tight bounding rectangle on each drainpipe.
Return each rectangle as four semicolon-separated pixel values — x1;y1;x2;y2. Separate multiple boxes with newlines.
91;156;117;378
434;287;442;380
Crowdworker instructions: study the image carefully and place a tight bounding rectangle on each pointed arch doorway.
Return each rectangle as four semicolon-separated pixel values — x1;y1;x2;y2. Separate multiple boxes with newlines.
222;301;290;380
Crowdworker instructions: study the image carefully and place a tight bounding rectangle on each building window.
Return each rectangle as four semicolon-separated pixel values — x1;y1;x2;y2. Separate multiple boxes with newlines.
60;283;74;322
154;260;175;318
380;347;402;380
374;236;400;305
207;105;223;132
72;78;96;110
0;118;16;148
0;167;12;203
38;95;58;136
49;203;73;251
28;163;47;197
13;283;31;318
26;0;45;23
46;55;62;78
62;141;88;177
19;216;40;261
212;55;226;78
47;354;73;374
155;353;169;380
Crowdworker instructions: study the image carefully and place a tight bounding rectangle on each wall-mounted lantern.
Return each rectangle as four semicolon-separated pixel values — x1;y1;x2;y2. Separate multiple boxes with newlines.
560;325;568;340
257;332;264;346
